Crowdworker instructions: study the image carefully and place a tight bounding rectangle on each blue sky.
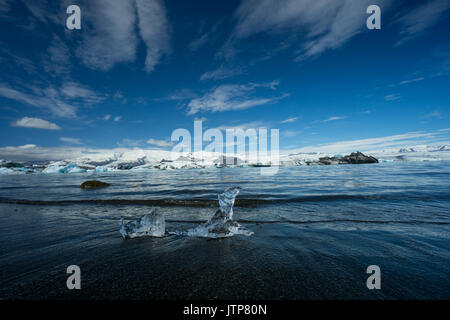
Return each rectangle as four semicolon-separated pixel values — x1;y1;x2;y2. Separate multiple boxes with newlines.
0;0;449;158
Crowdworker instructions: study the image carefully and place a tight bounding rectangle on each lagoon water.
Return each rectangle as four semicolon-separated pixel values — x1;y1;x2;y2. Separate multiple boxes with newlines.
0;161;449;299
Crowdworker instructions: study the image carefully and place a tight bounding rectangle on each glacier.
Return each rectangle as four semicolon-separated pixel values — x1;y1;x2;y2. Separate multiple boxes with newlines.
0;144;449;174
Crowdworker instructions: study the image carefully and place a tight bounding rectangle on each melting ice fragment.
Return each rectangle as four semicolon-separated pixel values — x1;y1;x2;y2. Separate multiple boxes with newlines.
179;187;254;238
120;208;165;239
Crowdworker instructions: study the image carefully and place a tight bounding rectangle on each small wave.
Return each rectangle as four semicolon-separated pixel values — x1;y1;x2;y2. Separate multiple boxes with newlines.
165;218;450;226
236;219;450;226
1;193;449;207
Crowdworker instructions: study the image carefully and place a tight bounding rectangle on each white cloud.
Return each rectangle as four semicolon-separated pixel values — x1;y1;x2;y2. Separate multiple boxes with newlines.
286;129;450;154
103;114;111;121
147;138;172;147
60;137;82;145
232;0;391;60
396;0;450;45
215;120;267;131
0;81;104;118
11;117;61;130
77;0;137;71
280;117;298;124
0;85;74;117
323;116;346;123
189;20;223;52
424;111;442;119
160;88;197;101
20;0;61;24
0;0;13;13
114;116;121;122
135;0;171;72
77;0;170;72
187;81;287;115
385;93;400;101
60;82;105;103
44;35;71;75
282;130;300;138
399;77;425;85
200;65;243;81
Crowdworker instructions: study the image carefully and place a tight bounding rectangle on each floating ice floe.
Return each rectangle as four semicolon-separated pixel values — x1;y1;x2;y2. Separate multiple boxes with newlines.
0;167;15;174
174;186;254;238
120;208;166;239
43;163;86;174
95;166;111;173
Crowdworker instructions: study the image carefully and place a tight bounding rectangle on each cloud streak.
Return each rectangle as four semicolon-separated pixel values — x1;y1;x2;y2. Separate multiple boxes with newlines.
232;0;391;60
147;138;172;147
60;137;82;145
323;116;347;123
187;81;287;115
396;0;450;45
0;81;104;118
76;0;170;72
11;117;61;130
286;129;450;154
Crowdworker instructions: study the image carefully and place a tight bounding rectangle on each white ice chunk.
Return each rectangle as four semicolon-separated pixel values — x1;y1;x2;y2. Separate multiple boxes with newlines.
175;187;253;238
0;167;15;174
43;163;86;173
120;208;165;239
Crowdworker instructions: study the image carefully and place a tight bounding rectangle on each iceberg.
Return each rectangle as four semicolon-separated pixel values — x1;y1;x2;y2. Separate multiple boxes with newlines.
177;187;254;238
120;208;165;239
43;163;86;173
65;164;86;173
95;166;111;173
0;167;15;174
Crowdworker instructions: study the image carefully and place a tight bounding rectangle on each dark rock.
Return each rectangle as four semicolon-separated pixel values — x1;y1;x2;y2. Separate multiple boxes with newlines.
318;151;378;165
80;180;110;189
1;162;24;168
344;152;378;164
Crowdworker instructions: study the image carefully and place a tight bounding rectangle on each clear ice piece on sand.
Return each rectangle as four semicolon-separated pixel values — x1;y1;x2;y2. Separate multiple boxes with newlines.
218;186;241;220
175;187;253;238
120;208;165;239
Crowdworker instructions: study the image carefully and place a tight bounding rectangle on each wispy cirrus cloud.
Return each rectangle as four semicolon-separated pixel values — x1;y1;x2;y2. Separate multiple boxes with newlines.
11;117;61;130
0;84;76;117
214;120;268;131
187;81;288;115
286;129;450;154
135;0;171;72
323;116;347;123
189;20;223;52
60;137;82;145
44;35;71;75
280;117;298;124
200;65;243;81
399;77;425;85
396;0;450;45
72;0;170;72
0;81;105;118
231;0;391;61
385;93;400;101
147;138;173;147
424;111;442;119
